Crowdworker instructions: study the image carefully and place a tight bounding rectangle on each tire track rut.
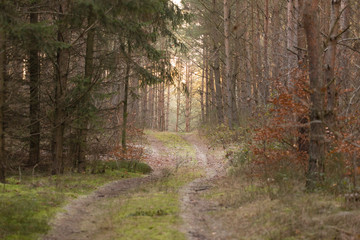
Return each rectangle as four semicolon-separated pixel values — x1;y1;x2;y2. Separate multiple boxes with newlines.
180;134;229;240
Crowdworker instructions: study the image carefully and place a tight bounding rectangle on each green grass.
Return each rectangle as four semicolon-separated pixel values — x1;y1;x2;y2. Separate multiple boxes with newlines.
0;169;143;240
100;169;202;240
146;130;196;159
96;160;152;174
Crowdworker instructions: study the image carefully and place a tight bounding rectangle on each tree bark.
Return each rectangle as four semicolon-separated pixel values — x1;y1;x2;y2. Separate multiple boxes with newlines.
121;43;131;155
297;0;310;154
28;6;41;166
339;0;350;106
224;0;234;128
263;0;270;103
297;0;307;63
251;0;258;107
204;45;210;122
153;83;158;129
185;62;191;132
201;45;205;123
158;82;165;131
176;60;181;132
213;46;223;124
212;0;224;125
287;0;298;85
76;5;95;172
149;85;154;129
209;63;216;123
52;0;71;175
324;0;341;129
0;28;6;183
272;0;281;80
166;84;170;131
141;85;148;128
303;0;326;190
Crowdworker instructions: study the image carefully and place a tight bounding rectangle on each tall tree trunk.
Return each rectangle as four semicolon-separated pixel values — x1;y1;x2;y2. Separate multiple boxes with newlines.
256;5;264;105
185;62;191;132
212;0;224;124
339;0;350;103
0;28;6;183
224;0;233;128
213;47;223;124
166;84;170;131
149;85;154;129
52;0;71;175
28;6;41;166
297;0;310;153
205;46;210;122
287;0;298;85
121;43;131;154
189;67;193;130
250;0;259;108
158;82;165;131
153;83;158;129
263;0;270;103
76;5;95;172
141;85;148;128
176;59;181;132
241;38;252;121
272;0;281;80
135;81;140;125
209;64;216;123
304;0;326;190
297;0;307;64
232;1;240;124
157;82;161;130
324;0;341;129
201;45;205;123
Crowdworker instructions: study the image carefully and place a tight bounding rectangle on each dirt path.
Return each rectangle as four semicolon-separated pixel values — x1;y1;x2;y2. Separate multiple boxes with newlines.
180;134;230;240
43;135;169;240
43;132;228;240
143;134;180;170
43;175;157;240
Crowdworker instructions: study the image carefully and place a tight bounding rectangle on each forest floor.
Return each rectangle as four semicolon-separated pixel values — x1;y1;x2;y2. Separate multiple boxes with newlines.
41;131;360;240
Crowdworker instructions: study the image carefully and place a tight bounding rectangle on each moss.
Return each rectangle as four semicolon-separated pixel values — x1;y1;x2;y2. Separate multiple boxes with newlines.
101;169;201;240
104;160;152;174
0;169;142;240
113;192;184;240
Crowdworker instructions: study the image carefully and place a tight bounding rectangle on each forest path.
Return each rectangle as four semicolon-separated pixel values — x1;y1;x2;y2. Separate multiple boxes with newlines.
42;134;169;240
179;134;230;240
42;132;227;240
42;174;159;240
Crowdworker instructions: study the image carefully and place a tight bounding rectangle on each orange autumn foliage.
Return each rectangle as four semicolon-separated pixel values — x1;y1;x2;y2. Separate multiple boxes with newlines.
250;69;310;176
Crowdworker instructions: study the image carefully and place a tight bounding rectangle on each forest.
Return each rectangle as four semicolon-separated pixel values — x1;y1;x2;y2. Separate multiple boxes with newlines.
0;0;360;239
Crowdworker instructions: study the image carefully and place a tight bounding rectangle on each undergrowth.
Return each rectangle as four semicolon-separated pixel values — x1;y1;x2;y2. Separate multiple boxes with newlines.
203;175;360;239
199;122;360;239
